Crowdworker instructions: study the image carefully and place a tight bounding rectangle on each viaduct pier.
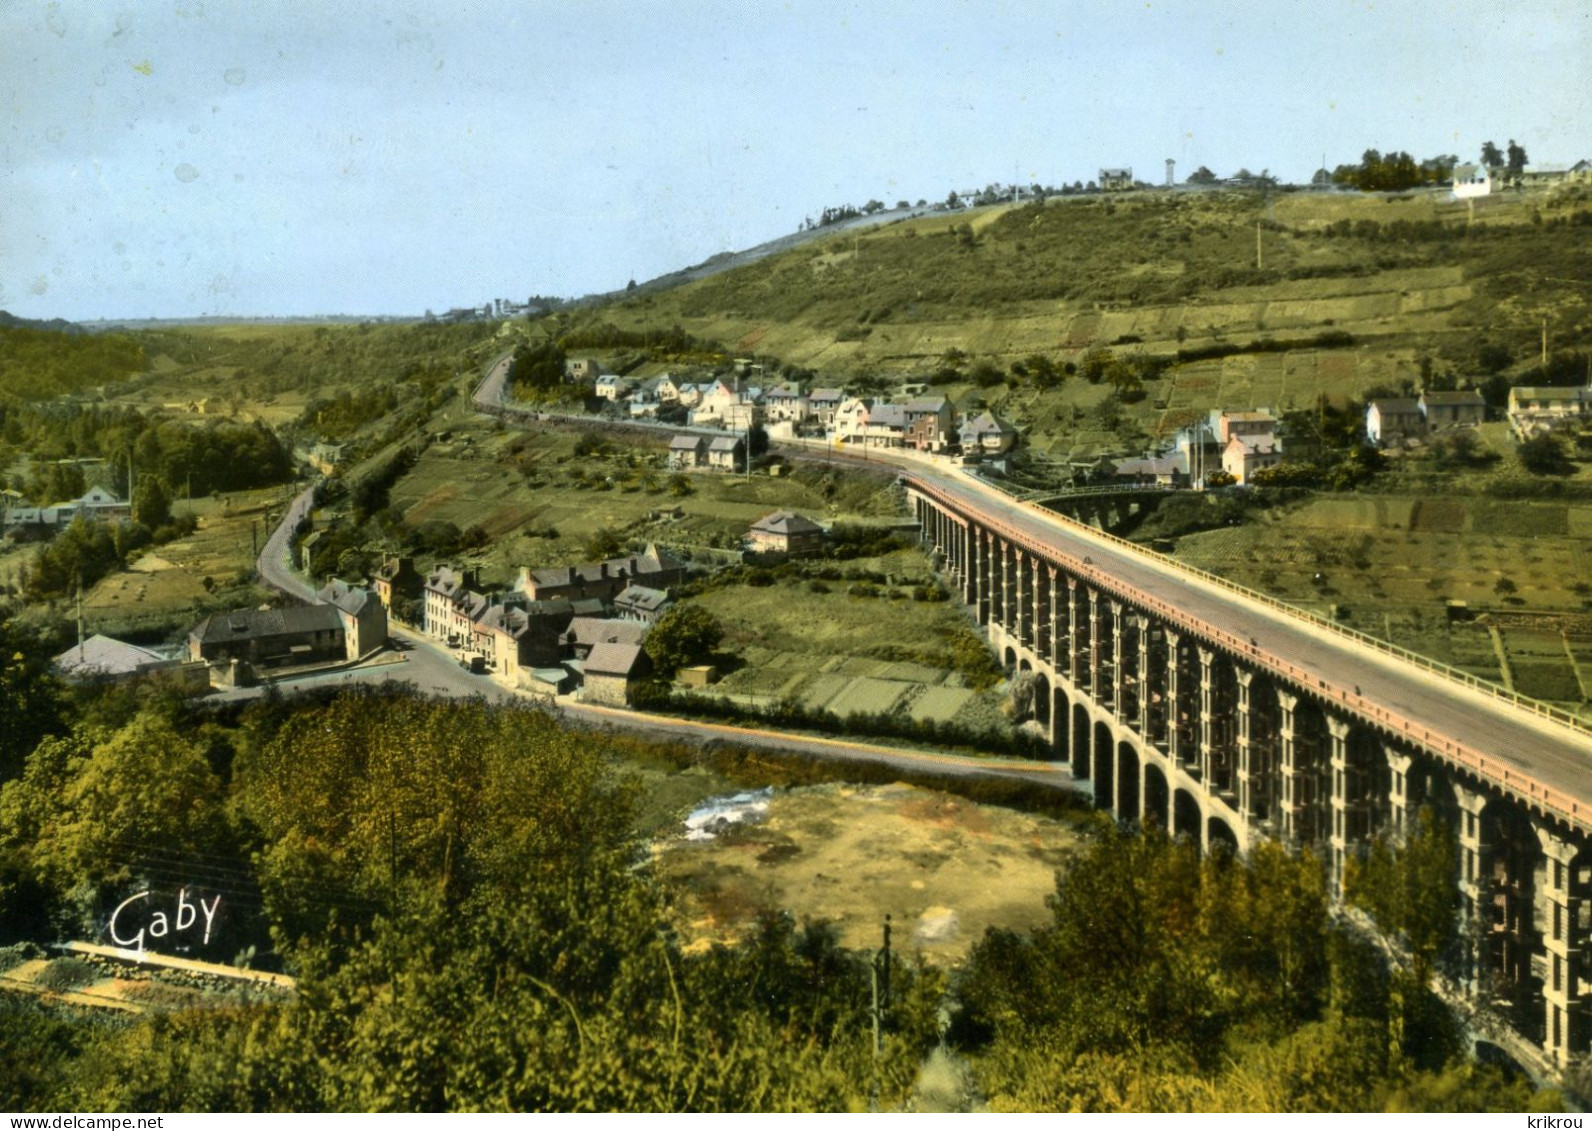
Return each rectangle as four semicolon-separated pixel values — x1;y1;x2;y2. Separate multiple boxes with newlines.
906;472;1592;1070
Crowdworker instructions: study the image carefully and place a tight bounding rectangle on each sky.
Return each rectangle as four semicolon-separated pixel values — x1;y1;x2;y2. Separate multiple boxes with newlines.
2;0;1588;322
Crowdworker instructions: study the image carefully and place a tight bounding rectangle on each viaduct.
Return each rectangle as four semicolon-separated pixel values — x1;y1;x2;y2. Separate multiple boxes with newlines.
906;471;1592;1071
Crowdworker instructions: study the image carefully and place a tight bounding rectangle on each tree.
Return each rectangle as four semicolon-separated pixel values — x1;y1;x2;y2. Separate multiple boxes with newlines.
1518;433;1570;475
1506;139;1528;178
584;527;623;560
131;475;171;530
507;339;568;397
1480;141;1503;168
1493;576;1518;599
1185;166;1218;185
643;604;723;676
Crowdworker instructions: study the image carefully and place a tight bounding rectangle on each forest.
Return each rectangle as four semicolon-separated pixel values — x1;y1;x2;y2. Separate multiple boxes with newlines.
0;639;1566;1112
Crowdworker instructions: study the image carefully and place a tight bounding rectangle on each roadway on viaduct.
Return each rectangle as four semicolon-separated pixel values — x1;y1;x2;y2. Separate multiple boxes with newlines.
476;367;1592;834
902;464;1592;837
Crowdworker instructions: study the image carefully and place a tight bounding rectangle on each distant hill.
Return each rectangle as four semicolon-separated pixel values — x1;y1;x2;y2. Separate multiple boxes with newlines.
0;310;86;335
0;322;146;402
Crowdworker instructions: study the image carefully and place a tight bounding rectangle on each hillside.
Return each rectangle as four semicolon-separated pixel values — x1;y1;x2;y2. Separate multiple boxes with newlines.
561;184;1592;457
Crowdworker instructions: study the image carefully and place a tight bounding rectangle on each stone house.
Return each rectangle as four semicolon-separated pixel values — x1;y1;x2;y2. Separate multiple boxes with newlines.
518;544;685;604
748;511;827;557
188;605;346;669
613;584;673;623
580;642;652;707
317;579;389;660
564;616;648;661
903;396;954;451
1365;399;1426;446
668;434;707;469
863;402;908;447
706;434;746;472
1419;390;1487;429
594;375;631;401
1221;434;1282;485
372;556;425;620
959;411;1018;455
423;564;481;641
763;384;809;423
807;389;845;431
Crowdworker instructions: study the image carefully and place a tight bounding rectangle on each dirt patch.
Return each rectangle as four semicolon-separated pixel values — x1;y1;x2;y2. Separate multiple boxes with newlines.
653;781;1078;962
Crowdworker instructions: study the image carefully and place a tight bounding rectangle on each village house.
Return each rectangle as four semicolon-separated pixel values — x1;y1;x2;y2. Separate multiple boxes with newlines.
472;597;576;683
3;485;131;537
188;605;347;670
1112;452;1188;488
1419;390;1487;429
706;434;747;472
833;397;873;444
564;616;648;662
747;511;827;557
580;641;652;707
316;579;390;661
1365;398;1427;446
565;358;603;382
959;411;1018;455
763;384;809;424
594;374;632;401
863;402;908;448
613;584;673;623
654;374;683;403
628;378;666;419
1507;386;1592;439
1452;163;1496;199
1221;434;1283;485
423;564;482;641
903;396;954;452
1098;167;1134;191
668;434;707;470
807;388;845;431
517;544;685;604
372;556;425;620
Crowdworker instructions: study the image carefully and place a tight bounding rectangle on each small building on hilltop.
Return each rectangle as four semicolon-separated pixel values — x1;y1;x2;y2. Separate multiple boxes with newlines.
748;511;828;557
1098;167;1135;191
1452;163;1496;199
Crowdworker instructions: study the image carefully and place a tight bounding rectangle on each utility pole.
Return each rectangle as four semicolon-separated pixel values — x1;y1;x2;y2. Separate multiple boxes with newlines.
870;914;892;1057
1543;317;1549;367
1256;220;1263;271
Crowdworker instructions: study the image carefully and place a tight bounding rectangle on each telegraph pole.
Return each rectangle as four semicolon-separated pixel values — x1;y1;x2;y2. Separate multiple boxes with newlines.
871;914;892;1057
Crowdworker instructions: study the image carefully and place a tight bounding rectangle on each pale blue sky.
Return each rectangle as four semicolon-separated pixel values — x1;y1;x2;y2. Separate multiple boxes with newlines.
2;1;1587;321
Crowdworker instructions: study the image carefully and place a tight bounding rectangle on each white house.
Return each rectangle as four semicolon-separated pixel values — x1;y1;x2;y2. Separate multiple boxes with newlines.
1452;164;1495;199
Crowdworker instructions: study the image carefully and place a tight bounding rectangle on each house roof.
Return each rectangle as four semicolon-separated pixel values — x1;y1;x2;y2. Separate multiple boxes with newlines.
670;434;706;450
808;388;844;403
869;403;907;428
707;435;744;452
751;510;826;536
1113;453;1187;477
1226;435;1278;455
567;617;649;648
904;397;949;414
190;604;342;646
585;641;648;677
54;634;169;678
1370;398;1422;414
615;584;671;613
317;578;376;616
1511;386;1587;401
1421;391;1486;406
525;545;682;591
961;411;1015;436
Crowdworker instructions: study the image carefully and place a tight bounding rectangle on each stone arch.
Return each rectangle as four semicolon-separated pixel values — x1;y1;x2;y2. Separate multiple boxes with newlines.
1033;671;1051;729
1207;815;1239;855
1053;685;1070;761
1004;646;1017;670
1173;788;1202;843
1071;703;1090;779
1143;762;1170;831
1092;720;1115;811
1116;741;1140;823
1019;658;1032;673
